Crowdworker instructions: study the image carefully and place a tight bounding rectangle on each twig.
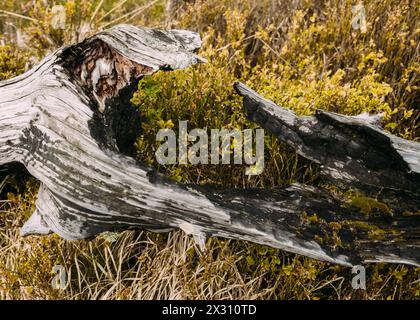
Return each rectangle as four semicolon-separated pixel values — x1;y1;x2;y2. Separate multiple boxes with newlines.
98;0;128;23
0;10;39;23
101;0;159;29
216;35;256;53
90;0;105;23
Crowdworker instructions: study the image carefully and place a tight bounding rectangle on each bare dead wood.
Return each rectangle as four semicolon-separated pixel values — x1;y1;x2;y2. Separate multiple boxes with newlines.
234;82;420;194
0;25;418;267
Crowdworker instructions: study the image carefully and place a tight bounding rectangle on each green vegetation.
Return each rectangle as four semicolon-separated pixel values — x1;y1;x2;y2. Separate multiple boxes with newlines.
350;196;391;216
0;0;419;299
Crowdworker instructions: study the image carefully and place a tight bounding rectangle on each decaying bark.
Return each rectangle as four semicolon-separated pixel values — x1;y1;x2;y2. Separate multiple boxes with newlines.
234;83;420;266
0;25;419;267
234;83;420;194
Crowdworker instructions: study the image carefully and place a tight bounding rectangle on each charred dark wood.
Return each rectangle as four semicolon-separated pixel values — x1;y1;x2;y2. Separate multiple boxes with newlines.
234;82;420;194
0;25;419;267
234;82;420;265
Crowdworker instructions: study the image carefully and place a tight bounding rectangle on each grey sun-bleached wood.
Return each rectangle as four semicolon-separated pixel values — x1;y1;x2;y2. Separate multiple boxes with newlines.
0;25;418;267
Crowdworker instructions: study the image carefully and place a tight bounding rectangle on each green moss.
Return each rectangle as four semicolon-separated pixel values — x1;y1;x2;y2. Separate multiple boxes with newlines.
350;196;391;216
307;213;319;223
402;210;420;217
346;221;387;240
313;234;324;244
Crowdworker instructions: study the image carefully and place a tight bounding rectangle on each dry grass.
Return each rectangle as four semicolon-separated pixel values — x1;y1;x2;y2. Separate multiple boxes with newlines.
0;0;419;300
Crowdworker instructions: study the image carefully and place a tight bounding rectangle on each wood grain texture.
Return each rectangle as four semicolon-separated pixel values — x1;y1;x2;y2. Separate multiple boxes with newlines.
234;82;420;193
0;25;418;267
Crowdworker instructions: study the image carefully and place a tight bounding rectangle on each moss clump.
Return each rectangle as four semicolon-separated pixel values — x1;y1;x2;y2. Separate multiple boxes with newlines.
301;212;319;225
350;196;391;216
301;213;344;251
401;210;420;217
346;221;388;240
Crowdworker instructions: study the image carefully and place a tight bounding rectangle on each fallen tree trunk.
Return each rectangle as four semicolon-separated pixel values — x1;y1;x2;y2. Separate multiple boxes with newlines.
0;25;419;267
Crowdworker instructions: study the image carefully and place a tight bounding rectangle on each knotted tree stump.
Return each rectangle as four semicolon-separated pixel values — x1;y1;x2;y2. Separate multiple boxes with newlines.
0;25;419;267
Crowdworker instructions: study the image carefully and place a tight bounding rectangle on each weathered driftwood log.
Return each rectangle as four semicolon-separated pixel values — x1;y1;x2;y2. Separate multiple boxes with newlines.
234;83;420;194
234;83;420;266
0;25;419;267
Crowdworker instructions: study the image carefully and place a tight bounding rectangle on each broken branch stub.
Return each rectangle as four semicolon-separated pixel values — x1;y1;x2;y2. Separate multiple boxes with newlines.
234;82;420;194
0;25;419;267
